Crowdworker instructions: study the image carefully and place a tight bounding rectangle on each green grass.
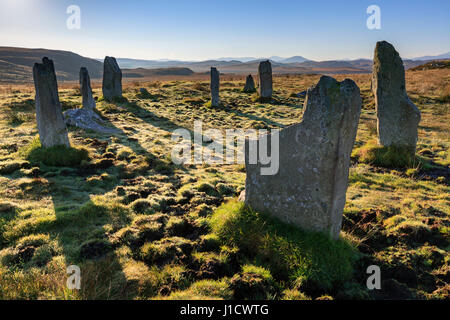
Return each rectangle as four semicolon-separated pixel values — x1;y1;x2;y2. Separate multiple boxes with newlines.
0;73;448;300
19;137;89;167
209;201;360;293
354;140;419;169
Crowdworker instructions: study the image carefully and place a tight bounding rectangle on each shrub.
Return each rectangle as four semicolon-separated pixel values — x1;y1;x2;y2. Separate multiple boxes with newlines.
197;183;219;197
140;237;193;265
161;279;232;300
251;93;273;103
216;183;236;196
130;199;152;214
230;265;277;300
5;109;32;126
166;217;193;237
79;239;112;260
354;140;419;169
19;137;89;167
183;97;205;106
209;201;359;292
0;161;27;175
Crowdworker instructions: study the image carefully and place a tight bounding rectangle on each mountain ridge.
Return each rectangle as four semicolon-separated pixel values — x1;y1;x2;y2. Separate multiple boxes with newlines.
0;46;448;83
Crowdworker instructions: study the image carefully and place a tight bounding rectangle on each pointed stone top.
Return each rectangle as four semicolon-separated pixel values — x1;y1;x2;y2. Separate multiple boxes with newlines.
34;57;55;73
104;56;121;72
374;41;402;65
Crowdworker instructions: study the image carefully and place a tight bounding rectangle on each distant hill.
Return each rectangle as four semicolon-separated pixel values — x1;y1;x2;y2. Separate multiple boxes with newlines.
410;60;450;71
0;46;447;83
123;67;194;78
279;56;310;63
0;46;103;82
412;52;450;61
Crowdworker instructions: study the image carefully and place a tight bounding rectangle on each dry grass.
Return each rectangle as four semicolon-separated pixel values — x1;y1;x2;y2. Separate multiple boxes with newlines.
0;68;448;300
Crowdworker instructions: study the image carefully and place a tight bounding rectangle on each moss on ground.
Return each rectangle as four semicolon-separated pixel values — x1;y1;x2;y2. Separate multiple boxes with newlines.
0;71;448;300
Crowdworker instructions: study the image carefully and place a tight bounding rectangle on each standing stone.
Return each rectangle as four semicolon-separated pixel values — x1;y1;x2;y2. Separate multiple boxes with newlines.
33;57;70;148
210;67;220;107
80;67;96;110
258;60;272;98
244;76;362;239
243;74;256;92
372;41;421;153
64;67;117;133
102;56;122;101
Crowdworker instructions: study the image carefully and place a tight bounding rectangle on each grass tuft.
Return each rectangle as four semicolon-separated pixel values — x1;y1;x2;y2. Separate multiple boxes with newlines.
353;140;419;169
19;137;89;167
209;201;359;292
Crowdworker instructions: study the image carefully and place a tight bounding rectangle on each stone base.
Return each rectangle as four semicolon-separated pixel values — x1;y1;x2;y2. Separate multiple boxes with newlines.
64;108;118;133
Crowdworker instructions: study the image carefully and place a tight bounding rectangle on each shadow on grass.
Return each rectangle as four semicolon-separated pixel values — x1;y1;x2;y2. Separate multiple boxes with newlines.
0;103;185;299
209;200;362;298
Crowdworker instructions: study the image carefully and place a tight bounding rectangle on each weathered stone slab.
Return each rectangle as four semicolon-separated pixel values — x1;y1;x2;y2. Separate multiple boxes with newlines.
64;67;117;133
258;60;272;98
372;41;421;153
210;67;220;106
64;108;117;134
33;57;70;148
80;67;96;110
244;76;362;239
102;56;122;100
243;74;256;92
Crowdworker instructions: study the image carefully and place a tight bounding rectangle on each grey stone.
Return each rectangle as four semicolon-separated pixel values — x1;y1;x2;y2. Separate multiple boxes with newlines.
33;57;70;148
80;67;96;110
258;60;272;98
64;67;116;133
372;41;421;153
64;108;118;134
140;88;149;95
243;76;362;239
102;56;122;100
243;74;256;92
210;67;220;106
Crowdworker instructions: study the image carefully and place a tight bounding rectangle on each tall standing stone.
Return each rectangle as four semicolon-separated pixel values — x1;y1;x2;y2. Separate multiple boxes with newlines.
372;41;421;153
80;67;96;110
33;57;70;148
102;56;122;101
244;76;362;239
210;67;220;107
258;60;272;98
243;74;256;92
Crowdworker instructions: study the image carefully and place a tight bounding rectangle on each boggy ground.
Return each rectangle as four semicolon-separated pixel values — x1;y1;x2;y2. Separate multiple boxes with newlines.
0;69;448;300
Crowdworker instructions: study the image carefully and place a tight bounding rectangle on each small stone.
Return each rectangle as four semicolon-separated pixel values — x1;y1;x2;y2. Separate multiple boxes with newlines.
80;67;96;110
243;74;256;92
210;67;220;107
258;61;273;98
102;56;122;101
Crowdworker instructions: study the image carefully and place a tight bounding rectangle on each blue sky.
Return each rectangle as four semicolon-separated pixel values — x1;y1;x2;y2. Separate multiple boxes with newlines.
0;0;449;61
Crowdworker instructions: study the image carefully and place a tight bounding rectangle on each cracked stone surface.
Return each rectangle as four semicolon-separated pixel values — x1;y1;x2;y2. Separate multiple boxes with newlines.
372;41;421;153
210;67;220;107
102;56;122;100
258;60;273;98
33;57;70;148
244;76;362;239
244;74;255;92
